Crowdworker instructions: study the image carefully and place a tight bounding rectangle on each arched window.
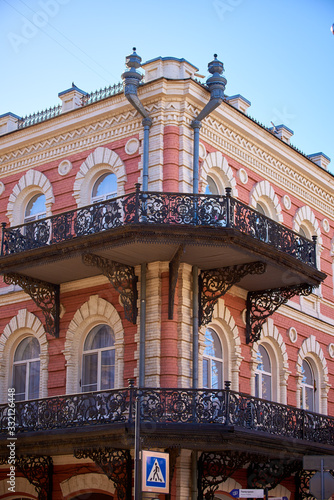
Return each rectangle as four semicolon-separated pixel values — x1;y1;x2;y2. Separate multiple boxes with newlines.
91;173;117;203
256;202;267;216
24;194;46;223
255;345;272;400
205;175;219;195
203;328;223;389
13;337;40;401
82;324;115;392
300;359;315;411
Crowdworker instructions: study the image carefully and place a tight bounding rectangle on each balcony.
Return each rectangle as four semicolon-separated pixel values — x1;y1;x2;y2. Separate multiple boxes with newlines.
0;186;324;291
0;387;333;456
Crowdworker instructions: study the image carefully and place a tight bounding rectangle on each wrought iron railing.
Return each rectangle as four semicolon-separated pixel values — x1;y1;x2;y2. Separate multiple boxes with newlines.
81;82;123;105
18;104;63;129
0;387;333;445
0;186;317;267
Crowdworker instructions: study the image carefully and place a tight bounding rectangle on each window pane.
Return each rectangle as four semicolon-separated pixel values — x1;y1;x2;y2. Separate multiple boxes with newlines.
92;173;117;200
13;364;26;401
204;329;222;357
259;345;271;372
211;360;222;390
262;373;272;401
302;360;313;385
205;176;219;195
14;337;40;361
25;194;46;218
28;360;40;400
101;350;115;390
255;373;259;398
203;359;209;388
82;353;98;392
84;325;114;351
304;386;314;411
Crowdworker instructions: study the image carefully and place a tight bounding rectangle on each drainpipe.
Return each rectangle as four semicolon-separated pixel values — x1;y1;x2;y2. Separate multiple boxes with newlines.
190;57;226;498
122;48;152;191
191;54;227;389
190;54;227;195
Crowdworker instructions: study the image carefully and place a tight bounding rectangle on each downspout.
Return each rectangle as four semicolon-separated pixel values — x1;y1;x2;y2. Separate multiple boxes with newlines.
190;56;227;500
190;54;227;195
190;54;227;386
122;48;152;191
122;48;152;388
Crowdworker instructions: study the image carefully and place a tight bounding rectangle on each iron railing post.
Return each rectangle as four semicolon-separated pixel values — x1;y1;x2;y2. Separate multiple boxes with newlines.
128;378;135;423
225;187;231;228
1;222;7;256
134;183;141;223
224;380;231;425
312;235;317;267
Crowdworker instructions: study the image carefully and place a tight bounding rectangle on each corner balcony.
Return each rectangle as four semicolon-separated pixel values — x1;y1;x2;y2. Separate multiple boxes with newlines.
0;386;333;457
0;186;324;290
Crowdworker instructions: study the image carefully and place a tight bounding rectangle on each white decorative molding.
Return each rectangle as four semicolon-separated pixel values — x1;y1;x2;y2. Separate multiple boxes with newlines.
282;194;291;210
288;327;298;343
251;318;290;404
200;151;238;197
250;179;283;222
0;476;37;497
0;182;5;196
0;309;48;403
237;168;248;185
328;343;334;359
199;142;207;160
6;169;54;225
199;298;243;391
125;137;140;155
296;335;330;414
58;159;73;176
60;472;114;497
73;146;127;206
322;218;330;233
64;295;124;393
292;206;323;245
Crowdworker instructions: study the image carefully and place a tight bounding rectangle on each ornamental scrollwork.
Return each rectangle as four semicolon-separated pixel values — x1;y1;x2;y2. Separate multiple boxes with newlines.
199;261;266;325
82;253;138;324
16;455;53;500
74;447;132;500
3;273;60;337
246;283;313;343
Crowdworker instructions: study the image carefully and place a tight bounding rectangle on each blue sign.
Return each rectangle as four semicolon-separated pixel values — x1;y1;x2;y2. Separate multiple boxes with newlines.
231;490;240;498
142;450;169;493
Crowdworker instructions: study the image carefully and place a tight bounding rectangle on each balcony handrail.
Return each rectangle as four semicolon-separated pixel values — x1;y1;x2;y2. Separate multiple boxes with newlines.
0;387;333;445
0;188;317;268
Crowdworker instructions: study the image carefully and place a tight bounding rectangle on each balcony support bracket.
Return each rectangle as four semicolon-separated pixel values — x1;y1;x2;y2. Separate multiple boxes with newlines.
246;283;314;344
3;272;60;338
199;261;266;326
83;253;138;324
247;458;302;490
16;455;53;500
74;447;132;500
168;245;185;319
198;451;253;500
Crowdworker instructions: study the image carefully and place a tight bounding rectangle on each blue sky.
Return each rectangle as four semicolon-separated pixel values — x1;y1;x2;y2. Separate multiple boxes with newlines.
1;0;333;172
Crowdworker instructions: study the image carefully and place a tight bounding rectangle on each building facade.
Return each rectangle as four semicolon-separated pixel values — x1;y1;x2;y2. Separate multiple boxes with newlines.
0;49;333;499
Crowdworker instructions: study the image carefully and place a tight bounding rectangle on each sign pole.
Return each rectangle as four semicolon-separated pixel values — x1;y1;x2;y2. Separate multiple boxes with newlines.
134;393;141;500
321;459;324;500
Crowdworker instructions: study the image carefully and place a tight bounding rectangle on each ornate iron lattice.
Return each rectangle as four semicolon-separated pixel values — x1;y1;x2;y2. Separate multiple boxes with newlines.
247;458;302;490
16;455;53;500
1;190;318;269
199;261;266;325
74;448;132;500
295;470;317;500
198;451;252;500
168;245;185;319
3;273;60;337
246;283;314;343
82;253;138;324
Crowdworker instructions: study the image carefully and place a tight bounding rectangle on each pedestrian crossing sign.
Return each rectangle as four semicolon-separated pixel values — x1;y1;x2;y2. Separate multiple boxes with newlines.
142;450;169;493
